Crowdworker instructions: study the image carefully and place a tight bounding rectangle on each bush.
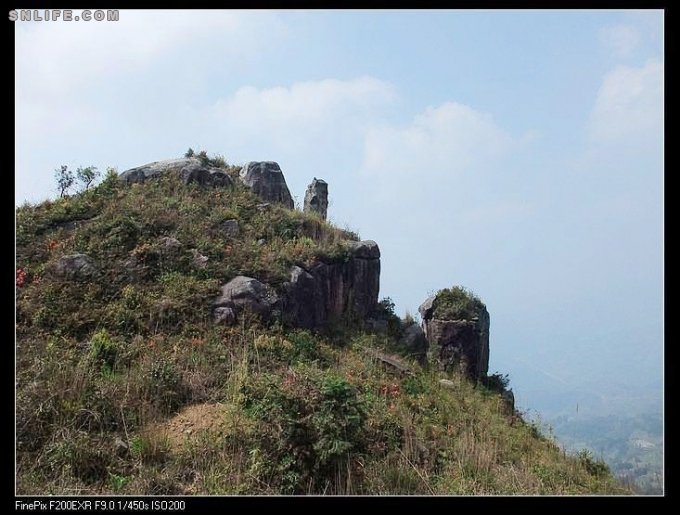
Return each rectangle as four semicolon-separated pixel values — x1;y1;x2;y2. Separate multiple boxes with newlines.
432;286;484;320
578;449;611;477
240;370;367;493
89;329;118;373
482;373;510;394
373;297;402;338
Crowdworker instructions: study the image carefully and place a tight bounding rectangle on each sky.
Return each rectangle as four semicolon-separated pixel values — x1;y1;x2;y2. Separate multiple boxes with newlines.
15;9;664;419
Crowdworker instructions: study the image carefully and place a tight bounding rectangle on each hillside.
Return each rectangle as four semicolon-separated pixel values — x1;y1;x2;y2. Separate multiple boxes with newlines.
15;156;628;495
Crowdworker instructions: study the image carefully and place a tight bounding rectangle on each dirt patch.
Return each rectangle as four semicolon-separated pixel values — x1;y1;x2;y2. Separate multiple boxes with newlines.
157;402;228;451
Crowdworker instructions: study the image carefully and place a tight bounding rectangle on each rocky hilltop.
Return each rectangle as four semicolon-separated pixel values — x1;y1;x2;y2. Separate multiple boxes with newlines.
14;152;625;495
119;157;381;331
118;157;491;380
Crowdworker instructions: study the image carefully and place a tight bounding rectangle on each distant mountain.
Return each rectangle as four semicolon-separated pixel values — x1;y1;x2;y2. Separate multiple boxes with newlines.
545;411;663;495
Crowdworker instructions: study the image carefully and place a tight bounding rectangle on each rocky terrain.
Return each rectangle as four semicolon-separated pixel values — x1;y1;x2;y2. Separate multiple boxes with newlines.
15;153;627;495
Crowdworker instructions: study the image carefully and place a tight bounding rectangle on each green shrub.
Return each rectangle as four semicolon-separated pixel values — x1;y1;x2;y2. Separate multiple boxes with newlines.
578;449;611;477
432;286;484;320
147;359;185;414
482;373;510;394
240;370;367;493
89;328;118;373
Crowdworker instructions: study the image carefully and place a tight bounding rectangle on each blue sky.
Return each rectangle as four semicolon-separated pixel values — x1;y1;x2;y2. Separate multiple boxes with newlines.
15;9;663;417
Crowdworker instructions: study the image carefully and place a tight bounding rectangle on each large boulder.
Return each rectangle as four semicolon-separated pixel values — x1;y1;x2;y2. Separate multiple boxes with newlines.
119;158;202;184
303;178;329;220
349;240;380;259
239;161;294;209
212;276;279;322
179;164;233;188
418;293;490;382
52;254;99;281
281;240;381;329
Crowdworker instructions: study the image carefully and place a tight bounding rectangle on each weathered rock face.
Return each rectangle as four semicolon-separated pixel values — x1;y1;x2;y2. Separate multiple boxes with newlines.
419;297;490;382
239;162;294;209
303;178;329;220
212;276;279;323
119;158;202;184
52;254;99;281
281;240;381;329
179;164;233;188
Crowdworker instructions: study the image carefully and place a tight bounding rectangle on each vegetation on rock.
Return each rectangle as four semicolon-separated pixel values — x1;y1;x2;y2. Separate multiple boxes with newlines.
432;286;485;320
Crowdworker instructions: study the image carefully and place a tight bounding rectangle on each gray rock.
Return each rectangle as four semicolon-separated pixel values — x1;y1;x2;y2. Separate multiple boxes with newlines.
179;164;212;186
400;322;428;362
303;178;329;220
349;240;381;260
213;276;279;320
439;379;456;389
239;161;294;209
281;243;380;330
190;249;208;269
213;306;236;325
281;266;322;329
179;164;233;188
418;295;436;321
119;157;202;184
158;236;182;257
421;305;490;383
219;219;240;238
52;254;99;281
209;169;233;188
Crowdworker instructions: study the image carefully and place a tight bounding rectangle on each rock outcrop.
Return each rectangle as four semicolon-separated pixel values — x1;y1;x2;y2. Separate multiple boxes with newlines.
212;276;279;323
239;161;294;209
119;158;203;184
119;158;234;188
418;294;490;382
52;254;99;281
179;164;233;188
281;240;381;329
303;178;329;220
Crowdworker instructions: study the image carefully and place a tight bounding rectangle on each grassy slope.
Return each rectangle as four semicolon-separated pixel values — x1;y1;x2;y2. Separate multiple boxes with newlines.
15;167;627;495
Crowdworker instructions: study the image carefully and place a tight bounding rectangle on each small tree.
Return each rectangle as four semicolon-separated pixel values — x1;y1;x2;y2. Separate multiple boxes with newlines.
76;165;100;191
55;165;74;198
184;148;195;158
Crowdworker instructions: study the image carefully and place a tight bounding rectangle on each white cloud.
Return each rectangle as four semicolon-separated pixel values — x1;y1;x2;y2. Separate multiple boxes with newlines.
589;59;663;143
206;77;397;154
599;24;641;58
361;101;513;180
15;10;286;98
